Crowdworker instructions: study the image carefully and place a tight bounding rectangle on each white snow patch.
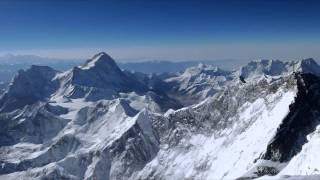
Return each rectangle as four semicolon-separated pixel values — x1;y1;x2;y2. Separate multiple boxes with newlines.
277;125;320;176
138;89;296;180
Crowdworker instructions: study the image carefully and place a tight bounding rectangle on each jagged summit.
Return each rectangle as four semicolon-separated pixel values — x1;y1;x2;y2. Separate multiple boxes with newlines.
50;52;151;101
238;58;320;79
238;59;287;78
165;63;232;105
80;52;121;72
0;65;59;112
293;58;320;75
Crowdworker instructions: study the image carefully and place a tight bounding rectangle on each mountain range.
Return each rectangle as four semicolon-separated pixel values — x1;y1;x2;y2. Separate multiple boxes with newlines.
0;54;247;84
1;52;320;179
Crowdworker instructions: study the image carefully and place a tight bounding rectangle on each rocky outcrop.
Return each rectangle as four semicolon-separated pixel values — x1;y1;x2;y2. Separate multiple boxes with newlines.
263;73;320;162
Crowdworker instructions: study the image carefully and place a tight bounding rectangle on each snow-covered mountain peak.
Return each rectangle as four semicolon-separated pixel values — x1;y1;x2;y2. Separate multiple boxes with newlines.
185;63;225;75
0;65;59;112
238;58;320;80
0;52;181;113
298;58;317;66
293;58;320;75
52;52;150;101
165;63;232;105
238;59;287;79
12;65;58;83
196;63;215;70
46;53;180;112
80;52;120;72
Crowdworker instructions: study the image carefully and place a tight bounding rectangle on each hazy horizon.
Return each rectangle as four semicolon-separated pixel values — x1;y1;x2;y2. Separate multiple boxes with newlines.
0;50;317;64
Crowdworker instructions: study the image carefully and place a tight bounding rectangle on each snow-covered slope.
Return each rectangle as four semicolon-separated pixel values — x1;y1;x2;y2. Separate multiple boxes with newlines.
165;58;320;106
1;55;320;180
0;99;159;180
165;63;232;105
237;58;320;80
136;73;297;180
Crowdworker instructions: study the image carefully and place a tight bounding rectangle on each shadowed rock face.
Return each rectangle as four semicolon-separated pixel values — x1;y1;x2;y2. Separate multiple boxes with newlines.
0;65;59;112
0;103;69;146
298;58;320;75
263;73;320;162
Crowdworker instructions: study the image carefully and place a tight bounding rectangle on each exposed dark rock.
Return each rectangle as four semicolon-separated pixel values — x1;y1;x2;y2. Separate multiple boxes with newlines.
263;73;320;162
255;166;279;177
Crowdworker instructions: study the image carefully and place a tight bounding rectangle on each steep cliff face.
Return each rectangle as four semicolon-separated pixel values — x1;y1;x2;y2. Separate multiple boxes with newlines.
241;73;320;179
263;73;320;162
0;103;69;146
0;65;59;112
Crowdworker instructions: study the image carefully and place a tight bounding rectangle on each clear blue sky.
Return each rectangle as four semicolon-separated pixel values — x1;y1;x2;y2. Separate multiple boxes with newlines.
0;0;320;60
